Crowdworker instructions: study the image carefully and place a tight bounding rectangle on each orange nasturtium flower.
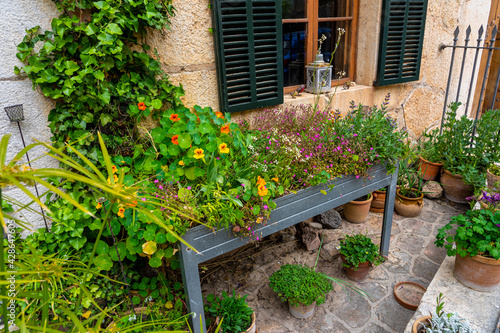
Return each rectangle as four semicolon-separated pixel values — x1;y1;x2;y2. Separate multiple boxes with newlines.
111;165;117;174
178;160;185;166
257;176;266;186
117;207;125;218
113;174;118;182
215;111;224;119
127;201;138;207
221;124;230;134
193;148;205;159
138;102;146;111
219;143;230;154
272;177;279;182
171;135;179;145
258;185;268;197
96;202;102;209
169;113;180;122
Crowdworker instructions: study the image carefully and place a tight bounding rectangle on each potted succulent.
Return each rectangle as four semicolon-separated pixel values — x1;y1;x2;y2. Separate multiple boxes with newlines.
412;293;474;333
205;290;256;333
395;160;425;217
416;127;444;181
435;206;500;291
269;264;333;318
486;164;500;190
343;193;373;223
338;233;383;281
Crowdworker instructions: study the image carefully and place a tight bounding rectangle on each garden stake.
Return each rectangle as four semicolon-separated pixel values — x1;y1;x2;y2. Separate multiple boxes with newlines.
0;188;9;333
4;104;49;232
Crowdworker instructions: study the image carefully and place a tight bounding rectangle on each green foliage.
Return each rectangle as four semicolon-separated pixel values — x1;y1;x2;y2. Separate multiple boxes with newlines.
420;293;474;333
205;290;253;333
397;159;424;197
269;264;333;307
338;233;383;270
435;209;500;260
416;127;444;164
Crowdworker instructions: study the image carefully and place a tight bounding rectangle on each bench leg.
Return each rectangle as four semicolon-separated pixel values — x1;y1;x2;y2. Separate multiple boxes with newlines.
380;166;398;256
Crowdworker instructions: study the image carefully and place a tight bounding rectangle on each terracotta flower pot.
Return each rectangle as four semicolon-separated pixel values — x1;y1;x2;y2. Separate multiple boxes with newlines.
288;301;315;319
394;188;424;217
370;190;386;213
412;316;431;333
217;311;256;333
343;194;373;223
486;168;500;190
454;253;500;291
418;156;443;181
341;255;371;282
440;169;474;204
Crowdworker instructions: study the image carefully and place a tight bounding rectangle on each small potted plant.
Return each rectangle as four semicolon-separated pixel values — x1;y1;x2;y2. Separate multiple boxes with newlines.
269;264;333;318
205;290;256;333
435;206;500;291
338;233;383;281
395;159;425;217
412;293;473;333
416;127;444;181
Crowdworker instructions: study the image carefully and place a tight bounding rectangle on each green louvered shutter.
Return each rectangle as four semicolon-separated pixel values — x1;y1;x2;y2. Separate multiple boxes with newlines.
212;0;284;113
376;0;428;86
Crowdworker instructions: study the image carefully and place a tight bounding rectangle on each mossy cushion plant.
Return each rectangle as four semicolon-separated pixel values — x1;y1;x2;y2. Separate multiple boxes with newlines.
205;290;254;333
269;264;333;307
339;233;383;270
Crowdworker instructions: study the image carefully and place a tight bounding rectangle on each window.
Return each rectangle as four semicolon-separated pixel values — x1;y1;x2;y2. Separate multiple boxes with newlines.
282;0;359;91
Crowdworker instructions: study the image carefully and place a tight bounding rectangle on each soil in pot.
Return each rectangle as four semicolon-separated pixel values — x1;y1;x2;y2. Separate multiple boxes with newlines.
394;188;424;218
341;255;371;282
440;169;474;204
418;156;443;181
343;193;373;223
288;301;315;319
454;253;500;291
370;189;386;213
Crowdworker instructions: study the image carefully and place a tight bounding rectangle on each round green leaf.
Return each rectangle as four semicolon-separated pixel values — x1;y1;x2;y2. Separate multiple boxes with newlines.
109;242;127;261
132;296;141;305
155;233;167;244
96;240;109;255
94;254;113;271
152;99;162;109
178;133;192;149
149;256;162;268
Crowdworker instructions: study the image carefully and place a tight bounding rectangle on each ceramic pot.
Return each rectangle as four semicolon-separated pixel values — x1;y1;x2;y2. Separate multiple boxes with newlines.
486;169;500;190
418;156;443;181
412;316;431;333
440;169;474;204
343;194;373;223
394;188;424;217
217;311;256;333
341;255;370;281
454;253;500;291
288;301;315;319
370;190;386;213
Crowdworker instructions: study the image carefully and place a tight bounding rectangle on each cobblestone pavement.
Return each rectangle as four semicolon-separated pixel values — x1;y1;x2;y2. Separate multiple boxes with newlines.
201;198;468;333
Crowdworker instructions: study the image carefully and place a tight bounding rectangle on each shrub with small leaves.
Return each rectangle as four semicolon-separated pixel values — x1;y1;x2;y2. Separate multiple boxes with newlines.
339;233;383;270
205;290;253;333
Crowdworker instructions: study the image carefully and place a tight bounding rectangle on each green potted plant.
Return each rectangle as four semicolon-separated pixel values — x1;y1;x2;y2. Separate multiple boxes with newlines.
435;206;500;291
416;127;444;181
338;233;383;281
395;159;425;217
269;264;333;318
412;293;474;333
205;290;255;333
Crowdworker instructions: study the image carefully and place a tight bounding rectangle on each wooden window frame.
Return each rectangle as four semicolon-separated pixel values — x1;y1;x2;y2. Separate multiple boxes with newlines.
282;0;359;93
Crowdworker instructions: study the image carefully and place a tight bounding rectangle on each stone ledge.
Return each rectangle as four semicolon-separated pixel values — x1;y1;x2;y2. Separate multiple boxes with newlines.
403;255;500;332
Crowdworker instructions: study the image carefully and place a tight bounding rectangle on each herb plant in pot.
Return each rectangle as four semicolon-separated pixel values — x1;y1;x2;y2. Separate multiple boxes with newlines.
338;233;383;281
435;207;500;291
395;160;425;217
205;290;256;333
269;264;333;318
416;128;444;181
343;193;373;223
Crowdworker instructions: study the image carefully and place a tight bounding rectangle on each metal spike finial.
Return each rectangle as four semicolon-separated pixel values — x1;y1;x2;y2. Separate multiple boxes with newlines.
465;25;471;40
453;26;460;39
491;25;498;40
4;104;24;122
478;25;484;39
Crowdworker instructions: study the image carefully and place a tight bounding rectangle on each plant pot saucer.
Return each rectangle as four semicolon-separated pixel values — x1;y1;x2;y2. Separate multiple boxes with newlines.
393;281;426;310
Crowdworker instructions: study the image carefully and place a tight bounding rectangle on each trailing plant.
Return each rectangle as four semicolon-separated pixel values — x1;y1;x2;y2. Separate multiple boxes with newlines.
205;290;254;333
338;233;383;270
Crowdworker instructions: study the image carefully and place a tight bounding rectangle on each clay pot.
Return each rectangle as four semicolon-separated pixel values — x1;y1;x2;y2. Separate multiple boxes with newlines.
486;169;500;190
341;255;371;282
217;311;256;333
440;169;474;204
454;253;500;291
394;188;424;217
418;156;443;181
343;194;373;223
288;301;315;319
370;190;387;213
412;316;431;333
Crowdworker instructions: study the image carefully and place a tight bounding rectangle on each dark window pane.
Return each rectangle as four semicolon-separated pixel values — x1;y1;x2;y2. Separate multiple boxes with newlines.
319;0;350;18
282;0;306;19
318;21;350;79
283;23;307;86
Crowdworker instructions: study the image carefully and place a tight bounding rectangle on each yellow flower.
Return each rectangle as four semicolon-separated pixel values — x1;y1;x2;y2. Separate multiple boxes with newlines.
179;160;185;166
21;165;30;172
258;185;268;196
117;207;125;218
96;202;102;209
194;148;205;159
219;143;230;154
111;165;117;174
113;174;118;182
257;176;266;186
272;177;279;182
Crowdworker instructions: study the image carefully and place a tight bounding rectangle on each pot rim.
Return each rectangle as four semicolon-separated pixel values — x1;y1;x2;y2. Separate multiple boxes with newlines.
442;168;464;179
396;188;424;201
457;253;500;266
216;311;256;333
419;156;443;166
348;193;373;205
412;315;431;333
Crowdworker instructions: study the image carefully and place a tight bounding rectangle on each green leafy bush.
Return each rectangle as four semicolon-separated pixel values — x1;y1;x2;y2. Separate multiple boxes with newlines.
205;290;254;333
338;233;383;270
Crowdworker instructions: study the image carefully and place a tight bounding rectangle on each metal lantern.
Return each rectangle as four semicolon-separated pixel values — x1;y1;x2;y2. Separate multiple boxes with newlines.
305;54;332;94
4;104;25;122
